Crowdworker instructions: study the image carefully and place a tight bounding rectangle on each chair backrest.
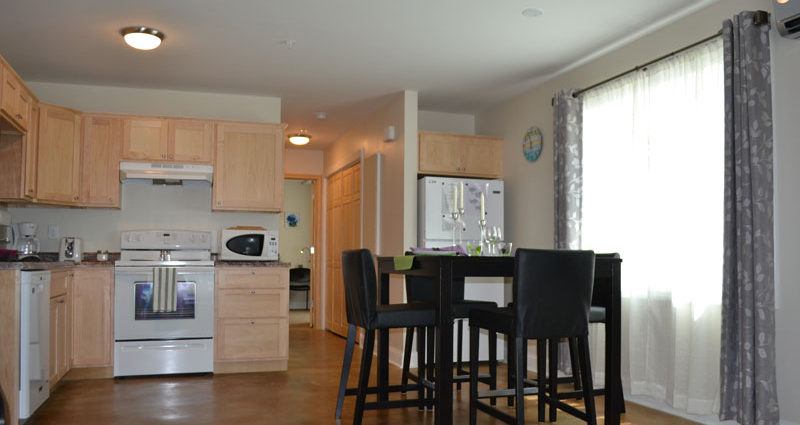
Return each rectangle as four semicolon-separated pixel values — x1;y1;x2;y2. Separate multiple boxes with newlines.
590;252;620;308
289;267;311;283
341;249;378;329
513;248;595;339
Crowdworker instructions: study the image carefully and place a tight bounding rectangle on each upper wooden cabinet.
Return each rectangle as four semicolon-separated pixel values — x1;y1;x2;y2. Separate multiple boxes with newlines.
213;122;284;212
122;117;168;161
1;65;33;132
36;104;82;204
169;119;213;163
122;117;213;164
23;104;39;199
81;115;122;208
418;131;503;178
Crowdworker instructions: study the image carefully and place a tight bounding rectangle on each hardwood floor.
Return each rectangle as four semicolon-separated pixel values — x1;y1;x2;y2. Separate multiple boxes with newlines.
29;325;700;425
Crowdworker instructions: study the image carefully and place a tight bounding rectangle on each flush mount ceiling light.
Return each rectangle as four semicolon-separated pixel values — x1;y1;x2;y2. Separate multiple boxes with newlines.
521;7;544;17
289;130;311;146
120;26;165;50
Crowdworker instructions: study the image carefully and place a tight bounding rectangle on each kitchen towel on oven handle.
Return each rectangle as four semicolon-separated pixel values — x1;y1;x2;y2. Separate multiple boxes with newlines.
152;267;178;313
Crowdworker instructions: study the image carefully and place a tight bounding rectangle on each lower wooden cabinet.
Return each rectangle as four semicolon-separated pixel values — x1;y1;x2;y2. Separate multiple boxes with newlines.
215;266;289;372
49;269;72;391
71;268;114;368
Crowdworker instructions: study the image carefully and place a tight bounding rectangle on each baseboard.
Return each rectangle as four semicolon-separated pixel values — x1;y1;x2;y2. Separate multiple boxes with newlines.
64;366;113;380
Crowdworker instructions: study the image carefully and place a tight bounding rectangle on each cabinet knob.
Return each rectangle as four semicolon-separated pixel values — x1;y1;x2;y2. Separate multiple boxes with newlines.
169;154;174;159
16;114;22;119
249;290;256;294
109;197;113;202
251;271;256;275
73;196;79;201
249;321;255;325
28;188;33;193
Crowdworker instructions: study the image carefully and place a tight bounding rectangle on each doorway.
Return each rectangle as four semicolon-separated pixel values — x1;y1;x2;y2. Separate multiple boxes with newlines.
282;175;321;328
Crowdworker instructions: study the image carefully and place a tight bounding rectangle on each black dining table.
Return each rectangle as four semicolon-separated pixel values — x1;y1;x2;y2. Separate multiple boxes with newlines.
376;254;622;425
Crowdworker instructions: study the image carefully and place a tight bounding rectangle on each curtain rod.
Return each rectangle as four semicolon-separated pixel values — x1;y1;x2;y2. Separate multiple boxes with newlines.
562;10;770;100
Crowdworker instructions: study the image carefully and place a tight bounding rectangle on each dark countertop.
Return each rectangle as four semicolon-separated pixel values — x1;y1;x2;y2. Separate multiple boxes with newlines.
215;261;290;268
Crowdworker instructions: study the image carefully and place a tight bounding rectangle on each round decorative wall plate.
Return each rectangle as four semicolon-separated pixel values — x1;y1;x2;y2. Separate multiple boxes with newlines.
523;126;543;162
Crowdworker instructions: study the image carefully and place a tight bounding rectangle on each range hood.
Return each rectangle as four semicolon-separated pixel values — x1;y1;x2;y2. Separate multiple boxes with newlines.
119;161;213;184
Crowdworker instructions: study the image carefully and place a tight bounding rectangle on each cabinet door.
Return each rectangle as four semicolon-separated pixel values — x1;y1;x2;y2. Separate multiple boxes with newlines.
216;318;288;361
213;123;284;212
418;132;464;175
462;137;503;177
72;268;113;367
23;103;39;199
37;104;82;204
16;86;33;132
168;119;213;163
121;117;167;161
218;289;289;319
1;67;23;130
48;295;68;390
81;115;121;207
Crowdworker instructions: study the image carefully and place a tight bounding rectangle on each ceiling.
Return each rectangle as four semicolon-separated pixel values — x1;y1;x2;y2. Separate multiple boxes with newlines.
0;0;714;149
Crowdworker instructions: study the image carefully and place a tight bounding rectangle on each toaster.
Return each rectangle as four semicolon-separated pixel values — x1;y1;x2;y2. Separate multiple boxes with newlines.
59;237;83;262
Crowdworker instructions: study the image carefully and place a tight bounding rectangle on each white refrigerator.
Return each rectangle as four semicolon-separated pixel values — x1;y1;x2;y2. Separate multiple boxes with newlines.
416;176;508;363
417;176;504;248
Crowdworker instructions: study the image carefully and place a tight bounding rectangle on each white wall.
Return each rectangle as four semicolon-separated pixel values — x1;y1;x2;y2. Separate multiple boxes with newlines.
285;149;324;176
476;1;800;423
27;82;281;122
279;180;312;268
7;81;284;255
8;183;280;253
771;26;800;425
418;110;475;134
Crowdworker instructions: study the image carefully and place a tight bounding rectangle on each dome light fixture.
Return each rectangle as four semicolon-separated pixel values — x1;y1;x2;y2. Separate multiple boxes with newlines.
121;26;166;50
289;130;311;146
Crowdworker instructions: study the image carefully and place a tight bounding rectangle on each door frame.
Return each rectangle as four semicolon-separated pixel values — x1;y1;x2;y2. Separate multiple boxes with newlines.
284;173;322;328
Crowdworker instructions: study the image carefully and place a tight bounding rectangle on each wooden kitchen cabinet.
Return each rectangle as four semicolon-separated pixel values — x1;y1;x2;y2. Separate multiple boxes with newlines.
418;131;503;178
168;118;213;163
122;116;213;164
81;114;122;207
23;103;39;199
49;270;72;391
215;266;289;372
1;65;33;132
212;122;284;212
36;103;82;204
122;117;168;161
71;268;113;368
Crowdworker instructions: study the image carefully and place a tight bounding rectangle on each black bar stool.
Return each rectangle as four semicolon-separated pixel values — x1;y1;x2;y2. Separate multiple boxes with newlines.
468;248;598;425
334;249;437;425
400;274;498;393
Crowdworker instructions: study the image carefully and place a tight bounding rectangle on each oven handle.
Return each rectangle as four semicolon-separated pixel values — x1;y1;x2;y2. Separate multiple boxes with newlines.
115;266;215;275
120;343;207;352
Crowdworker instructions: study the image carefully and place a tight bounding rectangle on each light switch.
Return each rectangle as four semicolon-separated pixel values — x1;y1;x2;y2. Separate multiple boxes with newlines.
48;224;58;240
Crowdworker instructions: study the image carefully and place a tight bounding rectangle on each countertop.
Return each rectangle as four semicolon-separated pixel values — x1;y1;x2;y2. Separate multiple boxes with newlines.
0;260;291;270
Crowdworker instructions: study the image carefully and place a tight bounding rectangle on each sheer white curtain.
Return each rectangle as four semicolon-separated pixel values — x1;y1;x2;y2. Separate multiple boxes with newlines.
581;38;724;415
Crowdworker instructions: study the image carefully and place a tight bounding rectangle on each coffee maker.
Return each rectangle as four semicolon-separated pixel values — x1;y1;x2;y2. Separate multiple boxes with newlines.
15;222;41;260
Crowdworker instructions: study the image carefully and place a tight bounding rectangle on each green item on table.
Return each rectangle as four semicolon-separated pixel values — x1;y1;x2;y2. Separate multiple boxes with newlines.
394;255;415;271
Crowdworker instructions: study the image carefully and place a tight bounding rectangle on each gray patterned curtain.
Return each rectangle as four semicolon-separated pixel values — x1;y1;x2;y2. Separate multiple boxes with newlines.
720;11;779;425
553;89;583;250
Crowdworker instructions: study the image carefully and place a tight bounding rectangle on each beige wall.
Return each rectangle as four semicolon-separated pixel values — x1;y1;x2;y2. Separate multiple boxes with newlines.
285;149;324;176
323;90;418;364
8;81;283;254
476;0;800;423
279;180;312;269
8;184;280;253
27;82;281;122
419;110;475;134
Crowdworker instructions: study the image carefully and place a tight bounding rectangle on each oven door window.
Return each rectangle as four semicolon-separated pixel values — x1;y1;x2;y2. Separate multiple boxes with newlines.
225;234;264;256
134;281;196;320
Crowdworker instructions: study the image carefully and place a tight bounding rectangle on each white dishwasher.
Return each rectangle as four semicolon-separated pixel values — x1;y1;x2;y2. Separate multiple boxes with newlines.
19;270;50;420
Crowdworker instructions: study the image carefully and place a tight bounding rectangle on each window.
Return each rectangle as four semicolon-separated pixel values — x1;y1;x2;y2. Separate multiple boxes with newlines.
581;37;724;414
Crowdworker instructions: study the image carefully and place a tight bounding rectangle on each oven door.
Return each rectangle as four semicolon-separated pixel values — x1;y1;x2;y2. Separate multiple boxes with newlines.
114;266;214;341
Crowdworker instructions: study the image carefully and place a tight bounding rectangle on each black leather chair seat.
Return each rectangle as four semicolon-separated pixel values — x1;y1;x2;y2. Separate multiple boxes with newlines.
589;306;606;323
469;306;514;333
375;303;436;329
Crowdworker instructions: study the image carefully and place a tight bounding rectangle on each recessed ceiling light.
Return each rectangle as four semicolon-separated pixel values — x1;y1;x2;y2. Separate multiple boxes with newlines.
120;26;165;50
521;7;544;18
289;130;311;146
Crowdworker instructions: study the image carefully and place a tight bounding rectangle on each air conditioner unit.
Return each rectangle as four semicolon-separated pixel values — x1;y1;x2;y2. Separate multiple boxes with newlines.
776;0;800;39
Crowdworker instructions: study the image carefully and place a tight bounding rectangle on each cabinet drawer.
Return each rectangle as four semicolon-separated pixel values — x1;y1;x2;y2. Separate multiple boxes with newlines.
50;269;71;298
217;289;288;319
216;318;288;361
216;267;288;289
